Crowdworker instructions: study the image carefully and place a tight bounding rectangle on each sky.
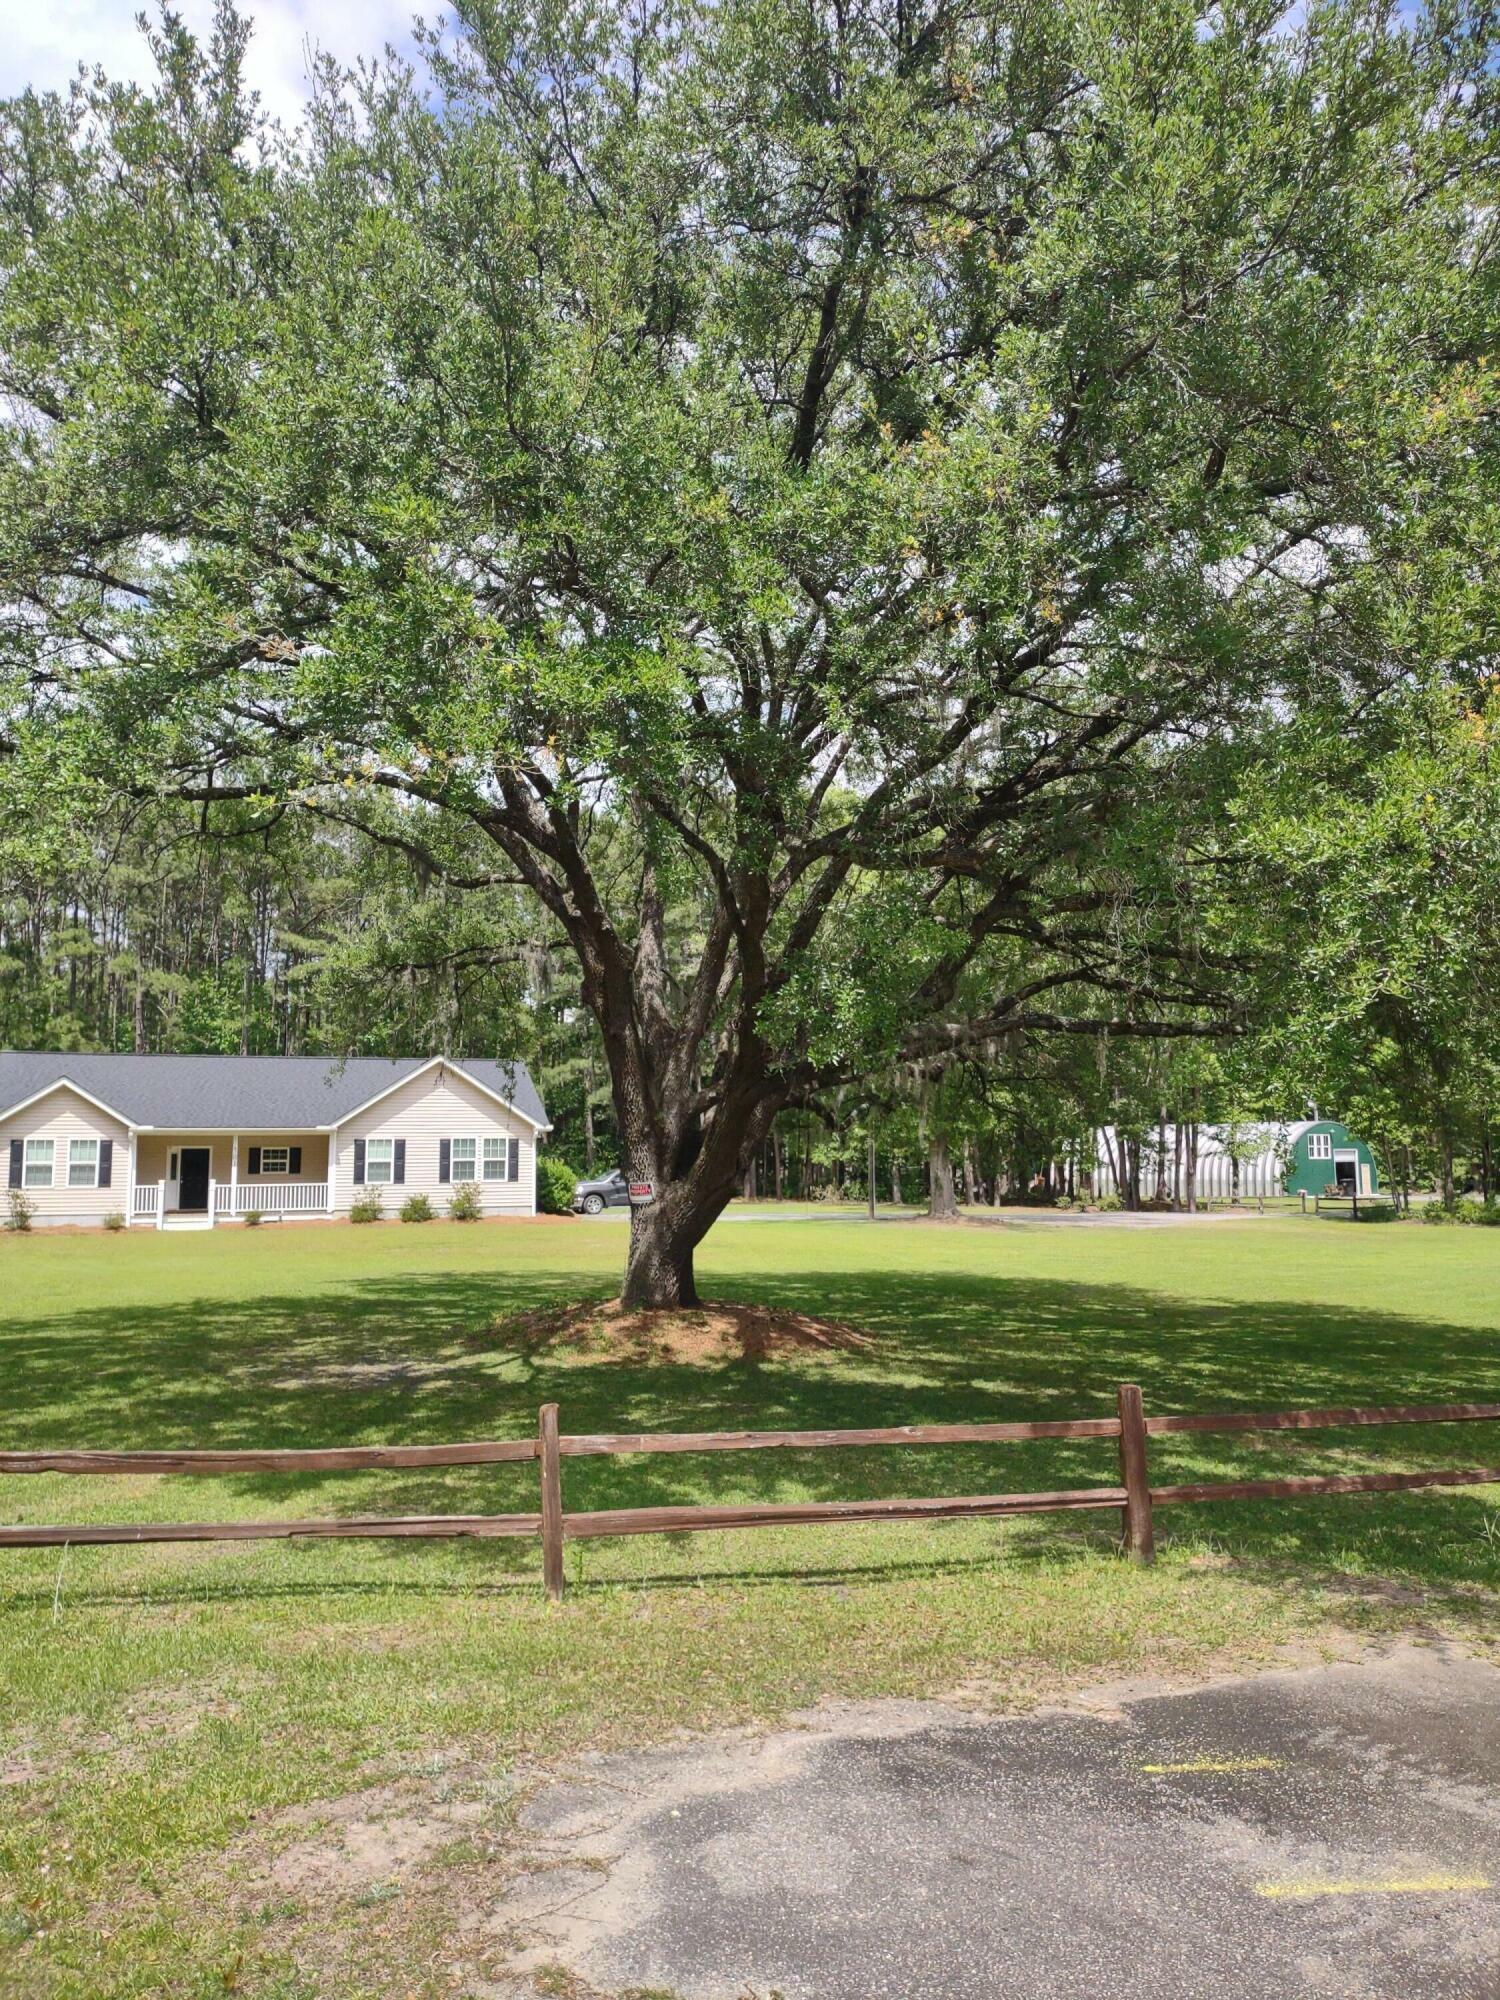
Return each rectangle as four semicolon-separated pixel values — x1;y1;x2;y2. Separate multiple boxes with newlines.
1;0;424;127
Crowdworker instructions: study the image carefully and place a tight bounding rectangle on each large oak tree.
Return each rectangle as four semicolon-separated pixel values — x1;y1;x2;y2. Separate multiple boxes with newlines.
1;0;1494;1302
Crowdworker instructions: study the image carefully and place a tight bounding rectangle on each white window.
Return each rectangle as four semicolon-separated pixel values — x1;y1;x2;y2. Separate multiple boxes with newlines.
259;1147;290;1175
1308;1132;1333;1161
451;1137;477;1179
365;1137;395;1184
68;1139;100;1188
483;1136;516;1182
23;1139;54;1188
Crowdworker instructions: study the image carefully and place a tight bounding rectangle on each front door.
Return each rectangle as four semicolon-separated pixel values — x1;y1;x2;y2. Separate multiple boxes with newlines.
1334;1154;1357;1193
178;1147;211;1212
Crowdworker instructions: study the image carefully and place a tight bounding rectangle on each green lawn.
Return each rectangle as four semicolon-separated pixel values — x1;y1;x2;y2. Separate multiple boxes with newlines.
2;1210;1498;2000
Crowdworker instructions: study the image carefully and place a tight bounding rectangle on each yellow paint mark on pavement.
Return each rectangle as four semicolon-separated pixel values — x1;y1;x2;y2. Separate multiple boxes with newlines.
1141;1757;1284;1774
1255;1874;1491;1901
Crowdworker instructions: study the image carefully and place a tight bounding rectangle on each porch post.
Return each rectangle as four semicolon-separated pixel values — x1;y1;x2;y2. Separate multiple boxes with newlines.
207;1177;217;1228
156;1178;166;1231
231;1134;239;1217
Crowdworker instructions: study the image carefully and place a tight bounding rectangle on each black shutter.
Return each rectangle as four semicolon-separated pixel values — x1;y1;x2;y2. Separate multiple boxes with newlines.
8;1140;21;1189
353;1138;366;1185
439;1139;451;1183
247;1146;261;1176
393;1139;406;1185
98;1139;113;1188
508;1136;519;1182
289;1146;302;1175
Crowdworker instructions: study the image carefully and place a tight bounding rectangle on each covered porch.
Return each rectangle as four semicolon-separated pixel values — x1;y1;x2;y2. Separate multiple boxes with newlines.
130;1132;333;1227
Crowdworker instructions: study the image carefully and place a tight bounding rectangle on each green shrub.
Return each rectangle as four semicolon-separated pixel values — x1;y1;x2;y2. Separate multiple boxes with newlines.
399;1193;435;1223
1424;1197;1500;1227
1095;1192;1123;1213
5;1189;35;1233
448;1180;483;1221
349;1191;383;1225
537;1155;579;1214
242;1208;264;1228
102;1209;127;1233
1354;1200;1400;1223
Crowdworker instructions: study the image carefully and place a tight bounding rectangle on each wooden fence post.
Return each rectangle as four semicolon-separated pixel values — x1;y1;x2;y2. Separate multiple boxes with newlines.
538;1403;565;1602
1116;1383;1155;1564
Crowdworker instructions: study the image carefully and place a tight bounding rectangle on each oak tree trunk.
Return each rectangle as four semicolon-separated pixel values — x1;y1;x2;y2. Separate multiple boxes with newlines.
620;1199;707;1310
928;1135;959;1218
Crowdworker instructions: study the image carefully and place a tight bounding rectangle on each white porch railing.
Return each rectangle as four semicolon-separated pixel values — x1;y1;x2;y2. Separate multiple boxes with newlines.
219;1182;332;1217
132;1184;159;1217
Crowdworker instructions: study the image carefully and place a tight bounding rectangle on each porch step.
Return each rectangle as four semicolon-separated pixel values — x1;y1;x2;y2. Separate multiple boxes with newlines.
160;1215;214;1231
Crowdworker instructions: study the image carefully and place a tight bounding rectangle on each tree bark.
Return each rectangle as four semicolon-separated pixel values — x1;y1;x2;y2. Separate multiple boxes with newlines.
1438;1130;1455;1207
928;1134;959;1218
620;1198;710;1309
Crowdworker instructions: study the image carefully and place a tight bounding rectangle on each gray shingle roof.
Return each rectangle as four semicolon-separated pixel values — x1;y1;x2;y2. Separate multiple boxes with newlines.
0;1053;549;1132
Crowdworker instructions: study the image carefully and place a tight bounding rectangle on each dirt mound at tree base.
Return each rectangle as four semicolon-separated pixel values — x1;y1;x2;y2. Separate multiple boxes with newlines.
495;1298;874;1363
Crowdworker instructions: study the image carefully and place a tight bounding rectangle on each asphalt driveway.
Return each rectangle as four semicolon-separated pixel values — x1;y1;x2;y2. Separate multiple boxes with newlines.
499;1646;1500;1999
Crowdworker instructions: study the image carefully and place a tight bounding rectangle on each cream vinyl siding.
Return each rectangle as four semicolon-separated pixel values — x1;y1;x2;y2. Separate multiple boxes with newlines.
2;1084;131;1227
136;1134;235;1187
333;1064;537;1216
239;1134;330;1183
135;1133;330;1184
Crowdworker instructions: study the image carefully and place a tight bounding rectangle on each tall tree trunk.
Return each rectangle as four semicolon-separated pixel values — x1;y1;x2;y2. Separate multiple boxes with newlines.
1100;1125;1122;1203
773;1125;784;1200
928;1135;958;1218
743;1156;758;1202
621;1199;706;1310
891;1154;902;1205
582;1065;596;1170
1438;1130;1455;1207
1184;1121;1199;1212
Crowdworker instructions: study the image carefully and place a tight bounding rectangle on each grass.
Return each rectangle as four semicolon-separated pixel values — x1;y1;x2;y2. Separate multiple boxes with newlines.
2;1208;1498;1998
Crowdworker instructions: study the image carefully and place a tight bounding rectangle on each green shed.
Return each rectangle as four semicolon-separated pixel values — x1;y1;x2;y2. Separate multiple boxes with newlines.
1283;1121;1379;1197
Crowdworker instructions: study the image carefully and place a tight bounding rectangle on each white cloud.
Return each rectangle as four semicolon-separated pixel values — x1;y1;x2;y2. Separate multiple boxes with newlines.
0;0;424;130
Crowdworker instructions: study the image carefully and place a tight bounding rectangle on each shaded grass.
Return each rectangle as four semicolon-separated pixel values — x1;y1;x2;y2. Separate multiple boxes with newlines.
1;1211;1498;1998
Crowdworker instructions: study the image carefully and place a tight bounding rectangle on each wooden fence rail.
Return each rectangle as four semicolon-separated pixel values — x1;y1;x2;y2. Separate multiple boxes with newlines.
2;1390;1497;1598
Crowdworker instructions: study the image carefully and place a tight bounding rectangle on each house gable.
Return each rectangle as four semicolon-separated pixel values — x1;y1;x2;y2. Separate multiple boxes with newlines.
0;1076;135;1130
329;1055;548;1134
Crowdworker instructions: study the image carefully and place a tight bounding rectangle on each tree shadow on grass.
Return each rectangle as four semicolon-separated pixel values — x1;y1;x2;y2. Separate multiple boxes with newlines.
2;1263;1498;1603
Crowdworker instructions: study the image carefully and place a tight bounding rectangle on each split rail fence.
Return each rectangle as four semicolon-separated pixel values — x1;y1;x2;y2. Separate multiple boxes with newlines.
2;1388;1498;1599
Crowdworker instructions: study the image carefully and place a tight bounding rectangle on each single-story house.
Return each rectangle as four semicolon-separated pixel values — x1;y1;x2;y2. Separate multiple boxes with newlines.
0;1052;550;1229
1092;1119;1378;1204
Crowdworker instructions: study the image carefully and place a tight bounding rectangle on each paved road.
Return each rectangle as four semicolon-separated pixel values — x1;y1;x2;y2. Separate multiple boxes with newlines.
501;1648;1500;1999
575;1203;1265;1228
